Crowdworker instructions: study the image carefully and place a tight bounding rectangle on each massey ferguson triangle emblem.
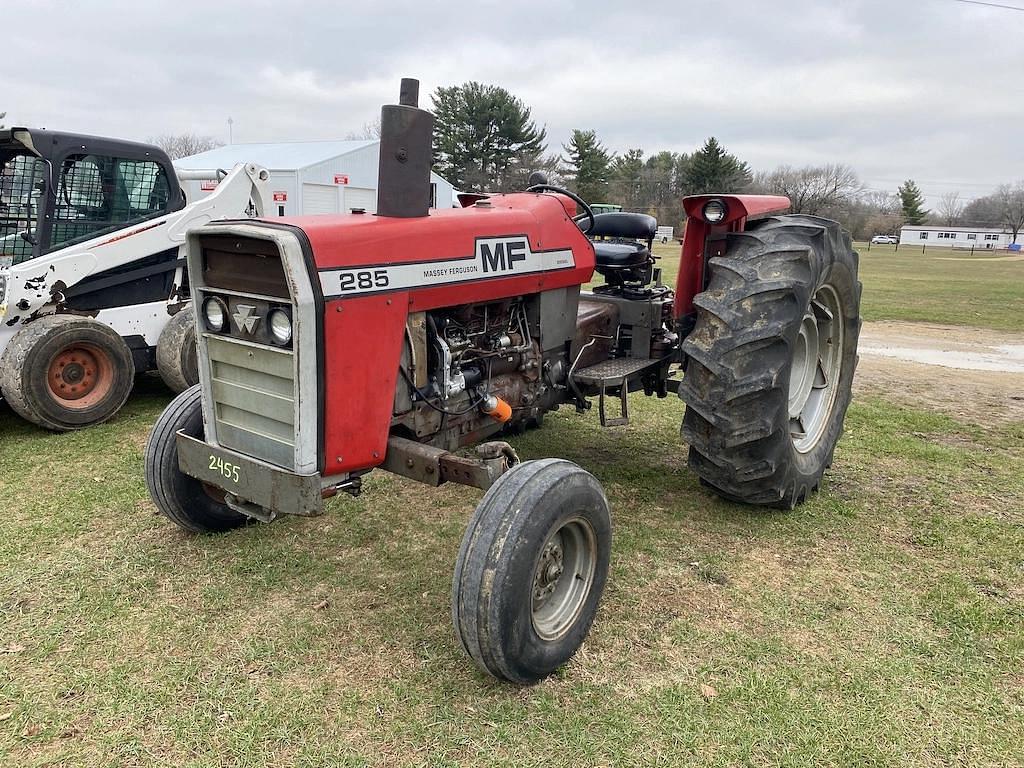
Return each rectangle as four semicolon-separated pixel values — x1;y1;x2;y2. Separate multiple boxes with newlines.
233;304;260;334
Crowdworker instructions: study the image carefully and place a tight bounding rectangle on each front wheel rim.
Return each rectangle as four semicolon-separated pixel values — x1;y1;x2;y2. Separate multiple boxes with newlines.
788;284;844;454
531;517;597;641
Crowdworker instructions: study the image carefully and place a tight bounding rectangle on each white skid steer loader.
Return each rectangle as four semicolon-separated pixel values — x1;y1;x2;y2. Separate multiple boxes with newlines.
0;127;269;430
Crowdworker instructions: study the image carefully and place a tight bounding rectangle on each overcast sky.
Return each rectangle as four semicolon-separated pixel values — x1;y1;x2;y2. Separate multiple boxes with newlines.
4;0;1022;205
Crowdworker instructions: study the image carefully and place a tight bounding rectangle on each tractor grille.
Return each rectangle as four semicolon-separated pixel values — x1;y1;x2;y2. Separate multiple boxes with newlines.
205;334;295;469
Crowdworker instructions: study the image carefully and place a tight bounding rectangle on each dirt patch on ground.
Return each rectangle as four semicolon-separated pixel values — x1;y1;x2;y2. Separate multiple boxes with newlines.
856;321;1024;424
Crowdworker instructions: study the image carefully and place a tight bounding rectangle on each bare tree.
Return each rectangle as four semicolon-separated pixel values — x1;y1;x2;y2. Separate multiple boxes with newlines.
860;189;901;216
961;194;1002;227
996;182;1024;244
151;133;224;160
344;118;382;141
936;191;964;226
0;111;6;130
752;163;862;215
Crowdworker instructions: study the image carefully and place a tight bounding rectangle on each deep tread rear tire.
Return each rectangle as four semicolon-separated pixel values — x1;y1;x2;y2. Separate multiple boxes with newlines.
679;215;861;509
144;384;249;533
452;459;611;684
0;314;135;431
156;306;199;394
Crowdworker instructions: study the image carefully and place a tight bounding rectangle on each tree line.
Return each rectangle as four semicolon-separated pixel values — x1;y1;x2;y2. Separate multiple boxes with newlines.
430;83;753;232
14;81;1017;243
428;83;1024;242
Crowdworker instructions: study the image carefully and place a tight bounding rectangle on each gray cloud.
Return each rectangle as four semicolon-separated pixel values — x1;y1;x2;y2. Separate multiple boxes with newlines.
4;0;1021;204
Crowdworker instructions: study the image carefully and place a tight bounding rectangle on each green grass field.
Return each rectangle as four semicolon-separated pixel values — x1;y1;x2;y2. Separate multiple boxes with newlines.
1;241;1022;766
855;242;1024;331
651;240;1024;332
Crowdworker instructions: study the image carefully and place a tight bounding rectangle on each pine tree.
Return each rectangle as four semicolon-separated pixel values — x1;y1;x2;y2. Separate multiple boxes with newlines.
683;137;751;195
609;148;644;208
562;129;614;203
0;112;6;130
898;180;929;225
431;83;546;192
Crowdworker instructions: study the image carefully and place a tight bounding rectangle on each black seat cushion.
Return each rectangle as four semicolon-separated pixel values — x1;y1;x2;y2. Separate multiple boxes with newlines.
589;212;657;240
593;241;649;268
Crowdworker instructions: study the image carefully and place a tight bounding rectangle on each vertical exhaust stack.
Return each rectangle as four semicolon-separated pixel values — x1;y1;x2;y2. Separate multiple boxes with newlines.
376;77;434;218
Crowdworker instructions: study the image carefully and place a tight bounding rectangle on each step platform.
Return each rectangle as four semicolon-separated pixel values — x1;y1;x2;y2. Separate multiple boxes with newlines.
571;357;663;427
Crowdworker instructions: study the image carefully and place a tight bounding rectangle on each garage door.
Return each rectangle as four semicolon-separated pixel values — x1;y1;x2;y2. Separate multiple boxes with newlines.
302;184;338;215
344;187;376;214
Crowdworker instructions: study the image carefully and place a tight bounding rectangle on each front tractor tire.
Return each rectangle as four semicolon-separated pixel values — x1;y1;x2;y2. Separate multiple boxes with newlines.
680;215;862;509
452;459;611;684
0;314;135;431
144;385;248;533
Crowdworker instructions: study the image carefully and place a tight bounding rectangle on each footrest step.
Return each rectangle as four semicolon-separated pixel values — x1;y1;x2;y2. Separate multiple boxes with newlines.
573;357;660;387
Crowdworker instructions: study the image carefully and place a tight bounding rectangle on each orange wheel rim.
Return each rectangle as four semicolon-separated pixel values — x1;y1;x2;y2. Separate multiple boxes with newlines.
46;343;115;409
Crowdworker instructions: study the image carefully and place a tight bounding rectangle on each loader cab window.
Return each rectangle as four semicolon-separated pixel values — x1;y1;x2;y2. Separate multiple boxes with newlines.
0;153;47;265
120;159;170;216
50;154;172;252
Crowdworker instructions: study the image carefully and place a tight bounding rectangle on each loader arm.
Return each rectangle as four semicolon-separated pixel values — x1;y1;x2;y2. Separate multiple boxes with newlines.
0;162;270;348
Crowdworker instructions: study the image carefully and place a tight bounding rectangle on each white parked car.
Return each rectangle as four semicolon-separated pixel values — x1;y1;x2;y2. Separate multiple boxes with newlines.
870;235;899;244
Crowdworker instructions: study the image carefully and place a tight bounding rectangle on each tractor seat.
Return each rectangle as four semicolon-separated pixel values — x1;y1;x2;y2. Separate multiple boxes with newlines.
589;212;657;241
593;241;649;268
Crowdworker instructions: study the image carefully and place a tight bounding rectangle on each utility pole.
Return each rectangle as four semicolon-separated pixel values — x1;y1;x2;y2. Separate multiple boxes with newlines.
227;117;234;145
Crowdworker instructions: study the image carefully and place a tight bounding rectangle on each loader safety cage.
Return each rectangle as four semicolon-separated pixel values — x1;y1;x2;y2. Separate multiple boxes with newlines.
0;128;185;265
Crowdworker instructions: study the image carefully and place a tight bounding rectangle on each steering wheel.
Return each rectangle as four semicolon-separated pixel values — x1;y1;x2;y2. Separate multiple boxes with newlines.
526;183;595;235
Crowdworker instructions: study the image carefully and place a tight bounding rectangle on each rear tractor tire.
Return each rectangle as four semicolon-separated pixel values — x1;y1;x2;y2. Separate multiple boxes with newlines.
144;385;249;533
452;459;611;684
156;305;199;394
0;314;135;431
679;215;862;509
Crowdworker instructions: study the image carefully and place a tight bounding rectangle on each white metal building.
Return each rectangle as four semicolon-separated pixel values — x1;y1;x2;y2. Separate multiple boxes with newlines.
175;140;454;217
898;225;1018;249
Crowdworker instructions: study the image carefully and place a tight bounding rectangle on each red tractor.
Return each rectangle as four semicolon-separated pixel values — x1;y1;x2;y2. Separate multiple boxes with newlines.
145;80;861;684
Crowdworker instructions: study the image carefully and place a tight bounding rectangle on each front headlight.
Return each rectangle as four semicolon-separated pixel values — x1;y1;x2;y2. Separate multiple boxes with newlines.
702;199;729;224
268;308;292;345
203;297;228;332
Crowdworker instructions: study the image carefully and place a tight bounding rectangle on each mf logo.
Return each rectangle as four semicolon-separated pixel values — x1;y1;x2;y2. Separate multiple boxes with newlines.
232;304;260;334
477;237;529;273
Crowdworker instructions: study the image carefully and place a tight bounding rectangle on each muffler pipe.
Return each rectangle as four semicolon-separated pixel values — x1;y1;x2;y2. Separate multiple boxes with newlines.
377;77;434;218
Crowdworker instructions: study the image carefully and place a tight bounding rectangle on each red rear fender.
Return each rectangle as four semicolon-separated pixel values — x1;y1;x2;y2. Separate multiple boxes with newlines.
681;194;790;224
674;195;790;319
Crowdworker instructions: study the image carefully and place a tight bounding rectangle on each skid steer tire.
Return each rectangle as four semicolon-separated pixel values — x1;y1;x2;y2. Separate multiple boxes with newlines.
0;314;135;431
452;459;611;685
144;385;249;534
156;306;199;394
679;215;862;509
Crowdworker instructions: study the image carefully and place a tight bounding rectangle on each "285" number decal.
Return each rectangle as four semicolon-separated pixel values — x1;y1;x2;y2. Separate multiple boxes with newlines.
338;269;390;292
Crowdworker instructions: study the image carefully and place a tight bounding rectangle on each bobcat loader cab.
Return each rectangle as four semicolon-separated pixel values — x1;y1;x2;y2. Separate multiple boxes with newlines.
0;127;270;430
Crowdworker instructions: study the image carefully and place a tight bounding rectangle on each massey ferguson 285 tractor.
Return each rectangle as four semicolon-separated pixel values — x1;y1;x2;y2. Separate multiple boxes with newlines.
0;127;269;430
145;80;861;684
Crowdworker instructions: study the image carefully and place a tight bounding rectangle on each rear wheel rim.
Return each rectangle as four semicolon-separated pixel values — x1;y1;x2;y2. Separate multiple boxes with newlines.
46;343;115;409
788;284;844;454
531;517;597;641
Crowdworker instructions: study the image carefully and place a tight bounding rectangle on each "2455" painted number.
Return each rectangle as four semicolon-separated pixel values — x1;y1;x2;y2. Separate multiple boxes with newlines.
208;455;240;484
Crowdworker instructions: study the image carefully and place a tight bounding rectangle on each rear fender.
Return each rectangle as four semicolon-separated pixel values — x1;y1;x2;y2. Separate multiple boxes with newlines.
674;195;790;321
